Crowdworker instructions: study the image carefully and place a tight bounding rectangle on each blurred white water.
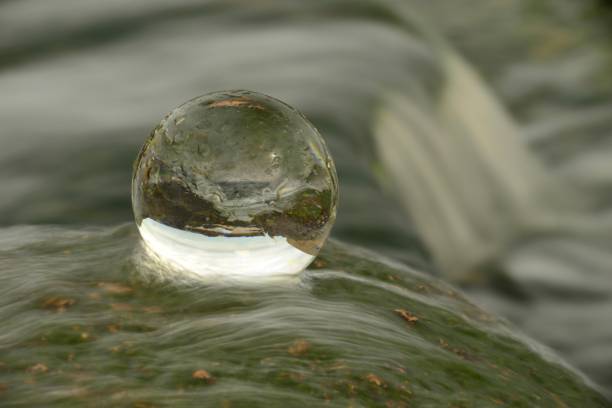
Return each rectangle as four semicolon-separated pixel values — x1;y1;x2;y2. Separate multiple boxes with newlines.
374;47;612;393
376;0;612;393
375;50;612;277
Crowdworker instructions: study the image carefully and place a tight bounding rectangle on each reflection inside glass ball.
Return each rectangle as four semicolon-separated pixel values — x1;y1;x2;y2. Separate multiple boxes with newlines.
132;90;338;279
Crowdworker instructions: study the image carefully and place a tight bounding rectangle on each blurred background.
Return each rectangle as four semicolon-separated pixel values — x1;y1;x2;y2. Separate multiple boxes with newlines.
1;0;612;396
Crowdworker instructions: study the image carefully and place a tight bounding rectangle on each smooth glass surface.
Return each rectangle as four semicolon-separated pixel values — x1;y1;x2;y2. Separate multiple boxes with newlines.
132;90;338;277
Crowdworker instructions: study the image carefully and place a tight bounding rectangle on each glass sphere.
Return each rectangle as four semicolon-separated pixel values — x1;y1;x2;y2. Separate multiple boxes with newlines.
132;90;338;279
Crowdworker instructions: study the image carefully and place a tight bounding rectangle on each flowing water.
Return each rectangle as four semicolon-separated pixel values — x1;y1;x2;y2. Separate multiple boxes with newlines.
1;0;612;404
0;224;609;406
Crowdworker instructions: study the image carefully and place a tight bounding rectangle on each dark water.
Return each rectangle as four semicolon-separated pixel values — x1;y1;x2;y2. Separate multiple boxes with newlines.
0;224;608;406
1;0;612;404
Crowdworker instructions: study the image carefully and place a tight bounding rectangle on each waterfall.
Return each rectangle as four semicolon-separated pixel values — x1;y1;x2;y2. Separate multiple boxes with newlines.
374;51;592;281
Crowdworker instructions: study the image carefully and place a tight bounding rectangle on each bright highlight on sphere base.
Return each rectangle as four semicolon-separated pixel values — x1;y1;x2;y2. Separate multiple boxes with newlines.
138;218;315;279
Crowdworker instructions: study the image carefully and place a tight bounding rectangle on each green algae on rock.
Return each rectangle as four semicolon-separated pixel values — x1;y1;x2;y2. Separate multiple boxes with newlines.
131;91;338;278
0;224;608;407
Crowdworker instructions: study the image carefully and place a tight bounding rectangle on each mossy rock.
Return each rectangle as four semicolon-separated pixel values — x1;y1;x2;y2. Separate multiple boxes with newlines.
0;225;608;407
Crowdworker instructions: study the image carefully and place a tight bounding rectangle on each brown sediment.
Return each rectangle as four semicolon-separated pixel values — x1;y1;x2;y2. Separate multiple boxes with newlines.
365;373;385;387
41;297;76;313
184;224;264;237
192;369;215;384
288;339;311;356
394;309;419;325
208;97;265;110
97;282;133;295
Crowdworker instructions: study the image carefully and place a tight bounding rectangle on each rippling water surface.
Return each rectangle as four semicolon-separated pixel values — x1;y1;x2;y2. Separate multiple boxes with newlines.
1;224;609;406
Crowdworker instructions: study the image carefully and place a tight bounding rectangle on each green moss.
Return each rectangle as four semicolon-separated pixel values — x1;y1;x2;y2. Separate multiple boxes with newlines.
0;225;608;407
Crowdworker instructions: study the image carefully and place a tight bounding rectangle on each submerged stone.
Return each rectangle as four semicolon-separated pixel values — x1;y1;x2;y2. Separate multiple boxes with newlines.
132;90;338;279
0;224;608;407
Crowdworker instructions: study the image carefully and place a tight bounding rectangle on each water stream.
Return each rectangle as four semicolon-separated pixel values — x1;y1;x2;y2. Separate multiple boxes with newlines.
1;0;612;402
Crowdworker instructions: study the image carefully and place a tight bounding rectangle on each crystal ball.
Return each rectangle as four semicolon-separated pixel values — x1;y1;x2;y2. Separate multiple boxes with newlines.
132;90;338;279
